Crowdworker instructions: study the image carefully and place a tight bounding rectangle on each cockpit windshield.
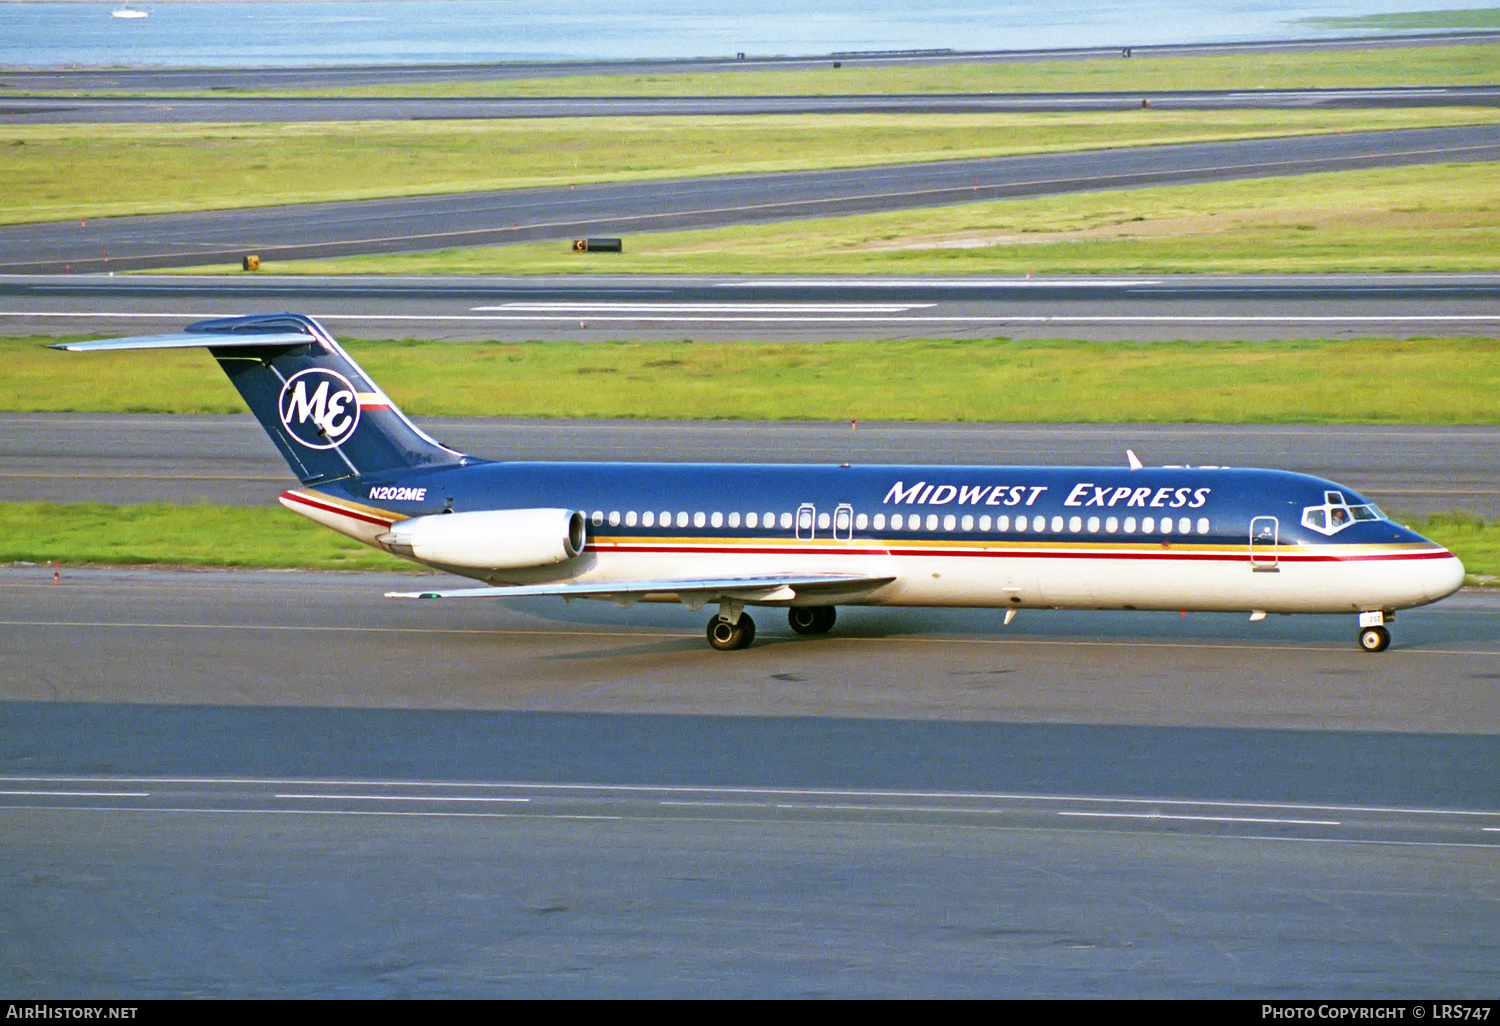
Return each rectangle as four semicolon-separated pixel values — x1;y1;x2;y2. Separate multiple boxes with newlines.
1301;490;1386;536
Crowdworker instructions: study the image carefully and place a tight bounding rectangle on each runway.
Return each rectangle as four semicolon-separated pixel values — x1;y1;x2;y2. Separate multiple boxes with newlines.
5;415;1498;518
7;85;1500;124
3;126;1497;273
1;565;1495;996
6;271;1500;341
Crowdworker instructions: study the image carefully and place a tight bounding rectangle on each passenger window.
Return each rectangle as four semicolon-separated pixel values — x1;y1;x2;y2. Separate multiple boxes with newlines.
997;515;1010;532
592;510;603;526
626;510;637;527
728;512;740;528
873;513;885;530
1050;516;1063;532
961;515;973;531
1143;516;1156;533
925;514;938;531
855;513;868;530
1106;517;1118;533
710;512;722;528
746;513;757;529
892;514;904;530
944;514;957;531
1124;517;1137;533
643;511;655;527
660;510;671;527
608;511;620;527
979;515;991;531
1069;516;1082;533
693;512;705;528
1087;516;1100;533
1196;517;1210;534
779;512;792;530
817;511;830;530
677;511;689;528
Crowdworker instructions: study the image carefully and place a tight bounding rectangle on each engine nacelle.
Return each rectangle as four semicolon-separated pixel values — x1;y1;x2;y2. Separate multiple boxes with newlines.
380;508;586;570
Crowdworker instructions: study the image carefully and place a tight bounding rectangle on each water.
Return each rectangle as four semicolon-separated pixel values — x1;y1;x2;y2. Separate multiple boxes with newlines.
0;0;1475;68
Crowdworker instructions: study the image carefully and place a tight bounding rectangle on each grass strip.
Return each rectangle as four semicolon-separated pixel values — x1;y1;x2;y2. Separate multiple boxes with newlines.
0;502;408;571
10;335;1499;424
4;502;1493;582
4;107;1498;225
247;161;1500;277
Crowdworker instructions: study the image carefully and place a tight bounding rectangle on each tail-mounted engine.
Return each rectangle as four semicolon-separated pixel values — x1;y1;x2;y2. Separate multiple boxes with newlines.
379;508;586;569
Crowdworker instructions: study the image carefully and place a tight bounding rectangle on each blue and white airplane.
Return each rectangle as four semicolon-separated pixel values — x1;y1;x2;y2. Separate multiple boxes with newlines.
57;313;1464;653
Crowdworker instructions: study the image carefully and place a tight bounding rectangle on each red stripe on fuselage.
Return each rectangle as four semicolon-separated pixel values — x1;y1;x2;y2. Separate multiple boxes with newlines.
280;490;397;528
584;540;1453;564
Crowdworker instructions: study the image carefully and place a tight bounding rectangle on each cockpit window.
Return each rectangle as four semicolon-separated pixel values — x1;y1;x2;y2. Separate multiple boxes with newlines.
1302;496;1386;535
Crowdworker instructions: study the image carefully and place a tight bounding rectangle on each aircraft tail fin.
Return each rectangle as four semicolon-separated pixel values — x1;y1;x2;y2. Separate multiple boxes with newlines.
54;313;469;485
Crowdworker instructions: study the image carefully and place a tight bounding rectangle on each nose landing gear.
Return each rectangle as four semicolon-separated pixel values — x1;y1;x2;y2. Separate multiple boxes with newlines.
1358;625;1391;653
1357;611;1393;653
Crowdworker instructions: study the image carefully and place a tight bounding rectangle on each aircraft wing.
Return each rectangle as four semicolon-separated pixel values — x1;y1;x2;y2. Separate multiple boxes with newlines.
386;573;895;610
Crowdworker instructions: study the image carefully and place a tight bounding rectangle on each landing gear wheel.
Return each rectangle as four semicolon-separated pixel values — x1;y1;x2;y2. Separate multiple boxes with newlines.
788;605;837;635
707;613;756;651
1358;625;1391;653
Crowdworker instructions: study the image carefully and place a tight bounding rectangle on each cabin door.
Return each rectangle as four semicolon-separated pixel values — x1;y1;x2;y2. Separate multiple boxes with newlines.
1249;516;1279;572
796;503;817;540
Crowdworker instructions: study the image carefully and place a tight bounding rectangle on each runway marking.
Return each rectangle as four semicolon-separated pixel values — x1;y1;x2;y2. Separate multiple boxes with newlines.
6;310;1498;327
1058;811;1342;826
5;775;1495;821
0;789;150;798
471;302;933;313
715;278;1163;288
775;802;1007;815
275;793;530;803
1;619;1494;655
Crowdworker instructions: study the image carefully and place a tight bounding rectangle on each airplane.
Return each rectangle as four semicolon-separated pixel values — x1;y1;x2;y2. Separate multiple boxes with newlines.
55;313;1465;653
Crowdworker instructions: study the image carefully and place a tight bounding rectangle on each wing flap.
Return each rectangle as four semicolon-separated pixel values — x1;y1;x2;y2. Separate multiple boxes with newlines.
386;573;895;605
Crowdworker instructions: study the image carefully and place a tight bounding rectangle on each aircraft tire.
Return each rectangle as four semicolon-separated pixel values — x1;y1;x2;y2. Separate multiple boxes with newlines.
788;605;837;635
1358;625;1391;653
707;613;756;651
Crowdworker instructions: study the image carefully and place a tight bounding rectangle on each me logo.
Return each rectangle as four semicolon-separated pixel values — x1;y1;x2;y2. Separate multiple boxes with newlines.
278;368;360;449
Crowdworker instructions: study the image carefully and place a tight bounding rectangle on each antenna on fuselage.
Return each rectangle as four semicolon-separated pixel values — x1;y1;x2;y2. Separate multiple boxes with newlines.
1126;449;1143;470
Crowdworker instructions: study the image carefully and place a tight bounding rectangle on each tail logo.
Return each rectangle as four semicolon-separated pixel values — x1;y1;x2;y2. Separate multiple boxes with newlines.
278;368;360;449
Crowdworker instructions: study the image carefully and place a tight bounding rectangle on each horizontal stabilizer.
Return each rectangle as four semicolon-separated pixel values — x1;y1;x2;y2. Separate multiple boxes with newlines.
52;331;314;352
387;573;895;606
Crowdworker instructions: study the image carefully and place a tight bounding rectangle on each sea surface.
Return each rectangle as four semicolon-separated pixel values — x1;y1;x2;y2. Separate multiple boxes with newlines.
0;0;1476;68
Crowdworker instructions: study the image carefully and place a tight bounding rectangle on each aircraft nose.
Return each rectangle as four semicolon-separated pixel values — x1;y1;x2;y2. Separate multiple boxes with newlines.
1420;549;1466;603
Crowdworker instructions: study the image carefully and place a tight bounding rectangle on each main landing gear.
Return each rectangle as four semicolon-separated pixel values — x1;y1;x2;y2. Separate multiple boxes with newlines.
706;604;840;650
707;609;756;651
788;605;836;635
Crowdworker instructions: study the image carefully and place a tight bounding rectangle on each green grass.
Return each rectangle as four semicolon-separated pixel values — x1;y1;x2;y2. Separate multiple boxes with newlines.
13;335;1499;424
241;161;1500;277
4;107;1498;225
1408;512;1500;582
62;43;1497;99
0;502;409;571
4;502;1494;582
1300;8;1500;31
